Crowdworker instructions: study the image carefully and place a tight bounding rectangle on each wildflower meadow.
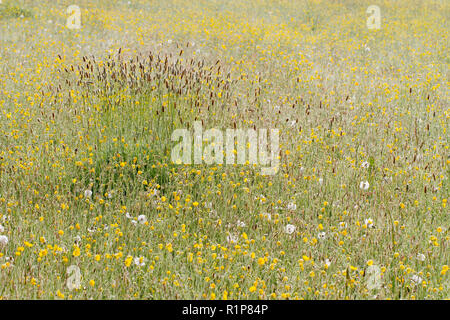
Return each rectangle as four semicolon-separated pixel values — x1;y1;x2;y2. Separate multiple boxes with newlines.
0;0;448;300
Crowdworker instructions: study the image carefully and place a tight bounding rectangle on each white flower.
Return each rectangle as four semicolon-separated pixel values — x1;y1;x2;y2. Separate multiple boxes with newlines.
88;227;97;233
287;202;297;211
0;224;4;233
299;167;305;174
125;212;132;219
416;253;426;261
364;218;374;228
208;209;218;218
411;274;423;285
325;259;331;267
285;224;296;235
318;232;326;240
262;213;271;221
360;180;370;190
339;222;347;229
107;191;113;199
84;190;92;198
138;215;147;224
318;178;323;185
361;161;370;169
74;235;81;244
131;220;137;225
255;194;265;200
227;234;238;244
134;256;146;267
237;220;246;228
0;235;9;246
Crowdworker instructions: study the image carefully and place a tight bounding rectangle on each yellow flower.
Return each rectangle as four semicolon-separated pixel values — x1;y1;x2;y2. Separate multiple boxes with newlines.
56;290;65;299
125;255;133;267
73;246;81;257
441;265;448;275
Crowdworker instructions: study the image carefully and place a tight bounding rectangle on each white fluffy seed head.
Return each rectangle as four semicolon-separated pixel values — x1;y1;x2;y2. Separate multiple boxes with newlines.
0;235;9;246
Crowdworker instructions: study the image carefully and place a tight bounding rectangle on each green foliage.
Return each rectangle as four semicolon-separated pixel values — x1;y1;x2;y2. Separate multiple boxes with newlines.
0;2;32;19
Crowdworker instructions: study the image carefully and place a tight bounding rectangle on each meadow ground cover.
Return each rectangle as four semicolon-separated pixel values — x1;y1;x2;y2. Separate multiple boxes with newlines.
0;0;448;300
